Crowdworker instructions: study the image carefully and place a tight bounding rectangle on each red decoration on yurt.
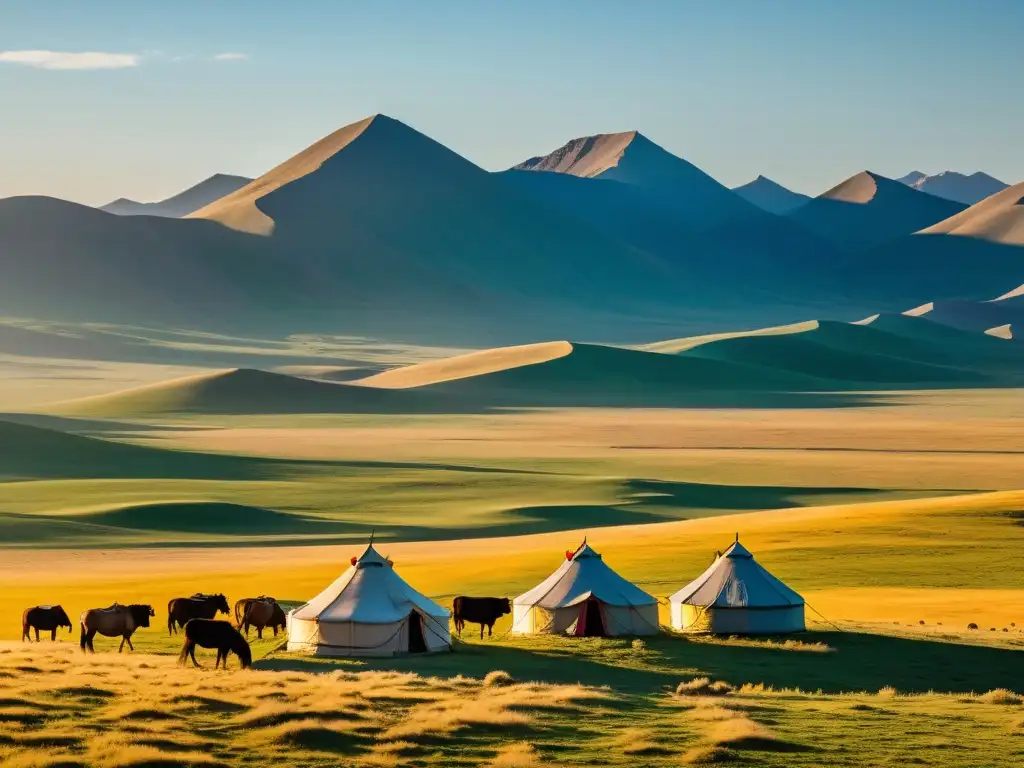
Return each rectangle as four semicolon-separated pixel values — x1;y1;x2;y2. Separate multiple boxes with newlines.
350;556;358;566
565;550;575;561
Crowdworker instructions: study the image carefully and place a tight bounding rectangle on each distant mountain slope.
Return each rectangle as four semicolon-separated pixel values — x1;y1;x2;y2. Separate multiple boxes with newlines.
511;130;764;230
788;171;967;249
50;368;453;417
190;115;708;329
899;171;1008;206
502;133;851;320
920;181;1024;245
0;115;737;344
732;176;810;215
101;174;252;217
896;171;927;186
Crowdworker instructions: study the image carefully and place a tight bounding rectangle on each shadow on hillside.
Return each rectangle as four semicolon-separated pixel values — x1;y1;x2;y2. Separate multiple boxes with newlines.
257;630;1024;695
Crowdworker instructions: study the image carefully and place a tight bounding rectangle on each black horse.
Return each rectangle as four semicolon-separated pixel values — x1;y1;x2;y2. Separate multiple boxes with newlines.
167;593;230;635
22;605;73;641
178;619;252;669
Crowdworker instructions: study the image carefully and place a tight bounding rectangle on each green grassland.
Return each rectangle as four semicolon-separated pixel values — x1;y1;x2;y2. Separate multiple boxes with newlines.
2;377;1024;766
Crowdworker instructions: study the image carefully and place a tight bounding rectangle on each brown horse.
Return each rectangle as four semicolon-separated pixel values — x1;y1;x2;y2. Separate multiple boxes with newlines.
233;596;276;628
22;605;73;641
178;619;252;669
167;593;230;635
80;604;155;653
240;598;285;639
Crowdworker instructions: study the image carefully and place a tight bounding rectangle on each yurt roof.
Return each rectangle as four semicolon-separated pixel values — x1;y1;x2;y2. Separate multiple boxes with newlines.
515;542;656;609
670;539;803;609
291;543;449;624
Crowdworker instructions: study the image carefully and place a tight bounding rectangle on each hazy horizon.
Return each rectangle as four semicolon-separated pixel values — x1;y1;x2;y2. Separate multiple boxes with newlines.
2;0;1023;206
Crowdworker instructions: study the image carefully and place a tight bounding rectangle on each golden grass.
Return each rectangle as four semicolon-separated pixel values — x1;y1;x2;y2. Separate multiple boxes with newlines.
483;670;516;688
675;678;736;697
486;741;544;767
0;643;609;767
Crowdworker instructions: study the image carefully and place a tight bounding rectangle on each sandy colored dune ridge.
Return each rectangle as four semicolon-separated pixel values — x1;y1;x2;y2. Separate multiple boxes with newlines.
921;181;1024;244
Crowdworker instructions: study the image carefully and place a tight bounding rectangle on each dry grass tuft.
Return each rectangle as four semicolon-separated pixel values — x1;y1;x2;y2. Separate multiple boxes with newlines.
487;741;544;767
682;745;742;764
483;670;516;688
877;686;899;698
980;689;1022;705
618;726;673;756
383;695;531;740
676;678;735;697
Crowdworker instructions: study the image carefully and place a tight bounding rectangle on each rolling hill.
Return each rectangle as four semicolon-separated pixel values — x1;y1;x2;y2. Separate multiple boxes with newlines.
353;314;1024;408
732;175;811;215
904;294;1024;339
899;171;1008;206
648;313;1024;386
355;340;830;406
788;171;967;249
0;419;289;481
49;367;456;417
100;174;253;217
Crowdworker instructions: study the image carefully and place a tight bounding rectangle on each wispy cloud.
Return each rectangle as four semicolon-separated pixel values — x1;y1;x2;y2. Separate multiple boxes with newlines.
213;52;248;61
0;50;140;70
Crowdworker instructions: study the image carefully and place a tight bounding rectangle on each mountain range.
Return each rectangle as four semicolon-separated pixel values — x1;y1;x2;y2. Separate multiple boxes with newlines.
897;170;1008;205
101;174;252;217
731;176;811;215
1;114;1022;351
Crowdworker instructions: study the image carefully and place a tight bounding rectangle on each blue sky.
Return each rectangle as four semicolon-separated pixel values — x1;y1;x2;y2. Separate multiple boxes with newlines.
2;0;1022;205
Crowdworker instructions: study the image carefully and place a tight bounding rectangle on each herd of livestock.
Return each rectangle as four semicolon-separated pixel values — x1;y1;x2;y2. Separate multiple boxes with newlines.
20;594;288;669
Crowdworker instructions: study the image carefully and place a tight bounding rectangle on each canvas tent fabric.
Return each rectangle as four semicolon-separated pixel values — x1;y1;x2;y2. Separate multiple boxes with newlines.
512;543;660;636
669;540;805;634
287;543;451;656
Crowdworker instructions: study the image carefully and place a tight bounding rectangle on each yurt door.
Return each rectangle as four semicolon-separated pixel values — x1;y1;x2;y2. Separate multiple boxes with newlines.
407;611;427;653
574;597;606;637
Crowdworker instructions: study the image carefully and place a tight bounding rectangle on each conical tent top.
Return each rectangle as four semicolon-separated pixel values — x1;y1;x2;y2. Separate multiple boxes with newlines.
355;542;389;568
573;542;601;560
723;540;753;559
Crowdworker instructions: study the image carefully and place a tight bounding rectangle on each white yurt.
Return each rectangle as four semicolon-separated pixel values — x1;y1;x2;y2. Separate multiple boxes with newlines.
512;541;660;637
287;542;451;656
670;538;804;634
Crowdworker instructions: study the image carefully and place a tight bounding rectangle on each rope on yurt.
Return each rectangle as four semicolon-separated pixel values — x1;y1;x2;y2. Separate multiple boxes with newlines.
803;600;844;632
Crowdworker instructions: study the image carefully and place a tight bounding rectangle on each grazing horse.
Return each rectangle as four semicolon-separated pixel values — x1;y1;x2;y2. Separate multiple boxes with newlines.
268;602;287;637
233;596;276;628
167;593;230;635
240;598;285;639
178;619;252;669
80;604;155;653
22;605;73;642
453;596;512;639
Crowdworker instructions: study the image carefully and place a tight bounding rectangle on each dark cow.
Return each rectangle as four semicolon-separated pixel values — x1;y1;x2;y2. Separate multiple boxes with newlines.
22;605;73;642
178;619;252;670
167;593;230;635
453;597;512;639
